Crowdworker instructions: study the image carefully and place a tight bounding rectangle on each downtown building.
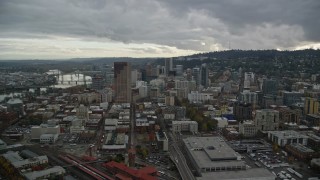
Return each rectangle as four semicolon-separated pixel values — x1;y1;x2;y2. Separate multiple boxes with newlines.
254;109;279;131
183;137;275;180
114;62;132;103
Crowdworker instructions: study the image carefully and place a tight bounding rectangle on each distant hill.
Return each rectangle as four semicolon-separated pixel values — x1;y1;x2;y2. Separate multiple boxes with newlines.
182;49;320;60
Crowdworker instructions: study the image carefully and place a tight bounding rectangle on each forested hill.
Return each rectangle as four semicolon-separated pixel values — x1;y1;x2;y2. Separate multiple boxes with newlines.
186;49;320;60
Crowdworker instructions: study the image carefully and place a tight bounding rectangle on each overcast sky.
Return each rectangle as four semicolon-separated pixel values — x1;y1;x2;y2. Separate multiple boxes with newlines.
0;0;319;60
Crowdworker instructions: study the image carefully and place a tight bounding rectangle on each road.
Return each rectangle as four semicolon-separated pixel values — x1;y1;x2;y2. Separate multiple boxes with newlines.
168;132;196;180
129;102;135;149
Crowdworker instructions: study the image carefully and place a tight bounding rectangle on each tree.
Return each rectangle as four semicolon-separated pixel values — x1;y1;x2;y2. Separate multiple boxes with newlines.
201;123;208;132
141;148;149;159
114;154;125;163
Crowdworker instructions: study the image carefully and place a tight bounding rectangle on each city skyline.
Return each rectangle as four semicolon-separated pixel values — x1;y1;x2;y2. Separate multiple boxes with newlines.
0;0;320;60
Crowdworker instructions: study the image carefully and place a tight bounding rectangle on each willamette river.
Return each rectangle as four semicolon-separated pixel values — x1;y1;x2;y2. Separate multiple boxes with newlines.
0;70;92;102
48;69;92;89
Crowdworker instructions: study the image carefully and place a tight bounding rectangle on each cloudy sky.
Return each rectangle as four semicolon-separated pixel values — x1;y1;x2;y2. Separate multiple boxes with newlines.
0;0;320;60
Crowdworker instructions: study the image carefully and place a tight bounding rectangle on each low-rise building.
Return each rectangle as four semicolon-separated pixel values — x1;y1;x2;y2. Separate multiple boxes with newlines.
285;143;319;160
311;158;320;171
188;91;213;103
24;166;65;180
30;124;60;140
268;130;308;147
306;114;320;127
103;161;158;180
40;134;59;144
172;121;198;134
155;131;168;151
308;133;320;148
239;120;257;137
105;119;118;131
2;151;48;169
101;132;126;152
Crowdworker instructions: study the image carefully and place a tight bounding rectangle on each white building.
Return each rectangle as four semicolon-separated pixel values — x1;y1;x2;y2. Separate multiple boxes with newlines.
163;113;175;120
188;91;213;103
105;119;118;131
172;121;198;133
24;166;65;180
255;109;279;131
40;134;59;144
239;120;257;137
2;151;48;169
30;124;60;140
214;117;229;128
268;130;308;147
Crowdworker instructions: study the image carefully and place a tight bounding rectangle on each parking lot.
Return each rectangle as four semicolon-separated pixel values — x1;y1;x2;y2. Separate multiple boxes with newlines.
244;150;318;180
61;132;96;144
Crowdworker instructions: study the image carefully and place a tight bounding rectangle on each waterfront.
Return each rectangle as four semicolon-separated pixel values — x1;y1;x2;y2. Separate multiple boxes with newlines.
48;70;92;89
0;70;91;102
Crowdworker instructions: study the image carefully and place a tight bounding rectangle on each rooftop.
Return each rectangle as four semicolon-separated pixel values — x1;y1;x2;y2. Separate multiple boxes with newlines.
172;121;197;125
268;130;308;139
7;98;23;104
289;143;315;153
183;137;243;169
197;167;275;180
24;166;65;180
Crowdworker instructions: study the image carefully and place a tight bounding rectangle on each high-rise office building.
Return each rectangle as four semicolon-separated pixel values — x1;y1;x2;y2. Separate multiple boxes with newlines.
200;63;209;87
192;67;201;86
165;58;173;76
114;62;131;103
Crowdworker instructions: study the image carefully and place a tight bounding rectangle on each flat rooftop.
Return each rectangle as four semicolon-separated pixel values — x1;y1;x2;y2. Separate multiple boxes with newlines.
290;143;315;153
268;130;308;139
183;137;243;169
184;137;238;161
197;168;276;180
172;121;197;125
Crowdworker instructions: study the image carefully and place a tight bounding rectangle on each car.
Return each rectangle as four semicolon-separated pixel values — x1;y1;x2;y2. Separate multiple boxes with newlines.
285;174;291;178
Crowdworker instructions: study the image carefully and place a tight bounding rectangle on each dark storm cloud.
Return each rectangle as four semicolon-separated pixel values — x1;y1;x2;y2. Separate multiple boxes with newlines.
0;0;319;52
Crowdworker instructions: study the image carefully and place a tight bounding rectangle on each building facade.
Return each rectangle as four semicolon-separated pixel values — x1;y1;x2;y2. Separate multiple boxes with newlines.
304;97;319;115
268;130;308;147
172;121;198;133
255;109;279;131
233;102;253;121
239;120;257;137
114;62;132;103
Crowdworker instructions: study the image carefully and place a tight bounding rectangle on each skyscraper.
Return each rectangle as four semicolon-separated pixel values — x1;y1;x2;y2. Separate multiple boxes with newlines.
192;67;200;86
165;58;173;76
200;63;208;87
114;62;131;103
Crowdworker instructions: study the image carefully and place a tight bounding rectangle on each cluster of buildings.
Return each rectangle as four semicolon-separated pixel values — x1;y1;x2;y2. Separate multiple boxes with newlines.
0;149;65;180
